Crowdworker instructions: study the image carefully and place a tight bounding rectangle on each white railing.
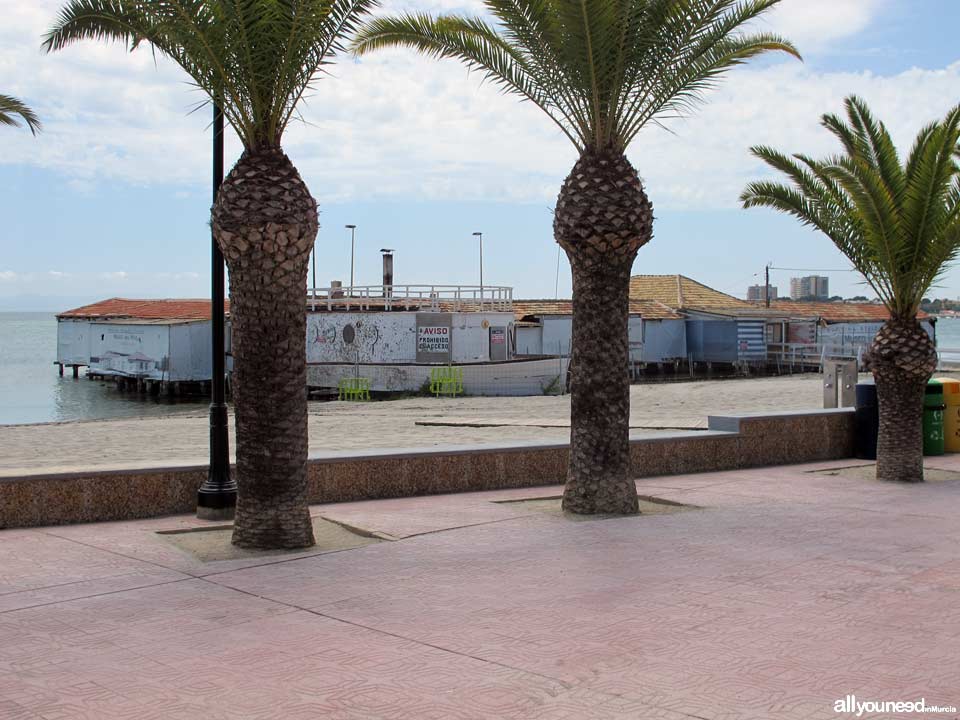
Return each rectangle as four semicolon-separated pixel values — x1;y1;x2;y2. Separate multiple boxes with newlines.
766;342;867;371
769;342;960;372
307;284;513;312
937;347;960;370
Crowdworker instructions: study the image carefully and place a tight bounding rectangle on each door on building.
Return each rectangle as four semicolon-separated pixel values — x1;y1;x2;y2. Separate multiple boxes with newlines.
489;326;507;361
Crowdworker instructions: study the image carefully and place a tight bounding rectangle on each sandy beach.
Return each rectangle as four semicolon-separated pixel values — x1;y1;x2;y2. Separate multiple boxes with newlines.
0;373;895;476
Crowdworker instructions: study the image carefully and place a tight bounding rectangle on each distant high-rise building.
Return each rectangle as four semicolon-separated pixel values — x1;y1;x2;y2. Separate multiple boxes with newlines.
747;284;777;302
790;275;829;300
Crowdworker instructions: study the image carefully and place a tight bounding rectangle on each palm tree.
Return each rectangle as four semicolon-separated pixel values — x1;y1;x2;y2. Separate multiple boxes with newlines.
0;94;41;134
45;0;376;548
742;97;960;483
352;0;797;514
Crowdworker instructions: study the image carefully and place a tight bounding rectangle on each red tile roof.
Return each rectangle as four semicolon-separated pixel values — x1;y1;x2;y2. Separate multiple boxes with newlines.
58;298;229;321
513;299;683;320
768;301;929;322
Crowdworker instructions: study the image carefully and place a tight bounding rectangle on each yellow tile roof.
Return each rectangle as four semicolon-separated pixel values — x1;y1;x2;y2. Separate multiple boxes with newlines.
513;299;683;320
628;275;751;311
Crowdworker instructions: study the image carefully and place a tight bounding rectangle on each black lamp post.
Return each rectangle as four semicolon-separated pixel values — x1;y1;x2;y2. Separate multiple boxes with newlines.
346;224;357;294
197;102;237;520
472;231;483;299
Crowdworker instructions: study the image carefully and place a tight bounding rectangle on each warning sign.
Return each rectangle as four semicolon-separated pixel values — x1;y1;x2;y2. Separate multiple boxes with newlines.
416;312;453;362
418;326;450;353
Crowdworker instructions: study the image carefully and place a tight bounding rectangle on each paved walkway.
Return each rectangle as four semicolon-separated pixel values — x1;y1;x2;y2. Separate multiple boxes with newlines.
2;456;959;719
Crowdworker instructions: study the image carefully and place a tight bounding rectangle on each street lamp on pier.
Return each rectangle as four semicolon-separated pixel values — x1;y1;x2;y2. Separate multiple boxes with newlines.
345;224;357;295
472;231;483;300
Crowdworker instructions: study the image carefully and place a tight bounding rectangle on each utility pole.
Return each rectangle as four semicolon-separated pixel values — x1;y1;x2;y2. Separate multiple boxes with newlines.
765;263;771;308
197;101;237;520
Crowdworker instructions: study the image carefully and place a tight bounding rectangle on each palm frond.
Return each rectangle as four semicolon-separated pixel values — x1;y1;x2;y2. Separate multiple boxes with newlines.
351;12;583;147
351;0;797;152
619;0;799;147
0;93;42;135
743;97;960;320
44;0;378;150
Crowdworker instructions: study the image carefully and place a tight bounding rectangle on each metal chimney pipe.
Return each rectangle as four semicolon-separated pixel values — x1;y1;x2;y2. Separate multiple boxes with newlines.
381;249;394;299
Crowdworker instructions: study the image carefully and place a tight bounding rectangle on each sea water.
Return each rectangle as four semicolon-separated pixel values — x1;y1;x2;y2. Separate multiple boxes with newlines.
0;312;206;425
934;316;960;363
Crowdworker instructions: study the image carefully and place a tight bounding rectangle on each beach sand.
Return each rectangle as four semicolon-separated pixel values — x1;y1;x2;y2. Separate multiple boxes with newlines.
3;372;954;476
0;374;841;475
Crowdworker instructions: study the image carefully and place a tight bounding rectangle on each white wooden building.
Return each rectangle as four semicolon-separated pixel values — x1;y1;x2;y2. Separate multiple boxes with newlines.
303;285;568;395
512;299;687;363
56;298;225;382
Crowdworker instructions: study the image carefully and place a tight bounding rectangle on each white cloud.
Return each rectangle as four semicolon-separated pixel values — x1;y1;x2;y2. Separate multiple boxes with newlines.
760;0;886;51
47;270;70;278
99;271;129;281
0;271;18;282
156;271;200;280
4;0;953;213
630;60;960;210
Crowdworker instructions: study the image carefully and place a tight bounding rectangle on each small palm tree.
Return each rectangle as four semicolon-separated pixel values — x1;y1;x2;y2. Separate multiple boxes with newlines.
46;0;377;548
742;96;960;483
0;94;41;134
353;0;797;514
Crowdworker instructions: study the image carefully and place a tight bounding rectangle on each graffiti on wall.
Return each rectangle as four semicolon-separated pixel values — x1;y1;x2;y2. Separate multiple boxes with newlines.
306;313;415;363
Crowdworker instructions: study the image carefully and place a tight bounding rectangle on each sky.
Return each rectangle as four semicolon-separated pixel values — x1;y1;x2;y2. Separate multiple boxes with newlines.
2;0;960;311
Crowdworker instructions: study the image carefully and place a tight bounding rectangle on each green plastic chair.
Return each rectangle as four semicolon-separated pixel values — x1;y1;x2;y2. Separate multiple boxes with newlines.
337;376;370;401
429;365;464;398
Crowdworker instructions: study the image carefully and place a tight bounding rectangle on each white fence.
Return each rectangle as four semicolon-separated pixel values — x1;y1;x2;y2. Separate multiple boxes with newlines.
307;285;513;312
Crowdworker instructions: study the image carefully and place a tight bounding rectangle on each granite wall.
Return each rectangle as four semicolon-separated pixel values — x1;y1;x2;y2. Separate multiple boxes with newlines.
0;409;855;529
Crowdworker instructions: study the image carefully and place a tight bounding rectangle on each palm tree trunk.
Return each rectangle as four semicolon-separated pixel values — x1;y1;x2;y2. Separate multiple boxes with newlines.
868;318;937;483
554;149;653;514
214;147;318;549
563;249;637;513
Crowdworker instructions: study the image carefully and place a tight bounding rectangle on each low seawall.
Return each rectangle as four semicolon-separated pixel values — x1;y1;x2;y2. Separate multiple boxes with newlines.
307;357;570;396
0;409;854;529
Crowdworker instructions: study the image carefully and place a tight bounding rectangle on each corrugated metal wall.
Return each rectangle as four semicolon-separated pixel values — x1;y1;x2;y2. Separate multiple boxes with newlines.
641;319;687;362
56;319;92;365
736;320;767;360
515;326;543;355
685;320;738;362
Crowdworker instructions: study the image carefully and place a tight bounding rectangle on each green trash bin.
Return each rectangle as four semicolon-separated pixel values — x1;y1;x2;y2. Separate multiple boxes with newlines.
924;380;945;456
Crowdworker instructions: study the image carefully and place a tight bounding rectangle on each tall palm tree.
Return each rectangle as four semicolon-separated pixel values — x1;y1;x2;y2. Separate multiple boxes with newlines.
45;0;377;548
352;0;797;514
742;97;960;483
0;94;41;134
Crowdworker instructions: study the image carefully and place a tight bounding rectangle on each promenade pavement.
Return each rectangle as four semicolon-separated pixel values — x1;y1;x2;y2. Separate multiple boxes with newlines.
2;455;959;719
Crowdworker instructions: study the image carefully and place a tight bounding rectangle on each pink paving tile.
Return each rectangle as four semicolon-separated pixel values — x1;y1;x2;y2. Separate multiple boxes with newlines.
313;492;544;539
39;516;361;578
0;531;182;596
0;569;188;614
2;459;959;719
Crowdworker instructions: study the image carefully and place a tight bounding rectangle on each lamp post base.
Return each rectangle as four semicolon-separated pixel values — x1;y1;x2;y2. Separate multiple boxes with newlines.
196;502;236;521
197;401;236;520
